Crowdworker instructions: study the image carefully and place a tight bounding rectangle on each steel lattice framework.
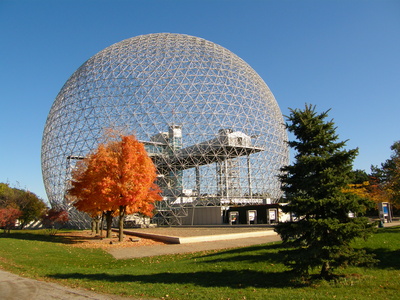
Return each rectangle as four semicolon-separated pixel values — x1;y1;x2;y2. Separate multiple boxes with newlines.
41;33;288;226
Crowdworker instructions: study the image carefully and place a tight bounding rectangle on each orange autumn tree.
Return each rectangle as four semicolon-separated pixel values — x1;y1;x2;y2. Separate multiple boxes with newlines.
68;134;162;241
68;143;117;237
342;178;390;207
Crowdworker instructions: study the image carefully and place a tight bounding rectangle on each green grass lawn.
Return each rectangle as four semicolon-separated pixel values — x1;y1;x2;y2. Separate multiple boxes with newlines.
1;227;399;300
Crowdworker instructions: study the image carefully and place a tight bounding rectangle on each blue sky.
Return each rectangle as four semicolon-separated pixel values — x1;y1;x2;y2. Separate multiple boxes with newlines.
1;0;399;203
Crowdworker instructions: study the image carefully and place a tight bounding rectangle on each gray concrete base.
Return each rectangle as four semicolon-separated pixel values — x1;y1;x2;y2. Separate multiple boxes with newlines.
121;227;277;244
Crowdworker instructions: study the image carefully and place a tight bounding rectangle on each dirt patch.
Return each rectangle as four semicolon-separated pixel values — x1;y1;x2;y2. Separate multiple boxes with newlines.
57;230;167;249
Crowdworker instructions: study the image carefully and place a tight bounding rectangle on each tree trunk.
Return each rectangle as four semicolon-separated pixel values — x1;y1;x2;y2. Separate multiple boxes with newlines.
105;211;113;238
100;212;105;238
95;217;100;235
118;205;126;242
91;218;96;233
320;261;330;280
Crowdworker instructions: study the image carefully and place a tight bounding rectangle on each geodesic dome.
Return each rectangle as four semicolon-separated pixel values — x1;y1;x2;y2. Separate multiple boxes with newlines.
41;33;288;226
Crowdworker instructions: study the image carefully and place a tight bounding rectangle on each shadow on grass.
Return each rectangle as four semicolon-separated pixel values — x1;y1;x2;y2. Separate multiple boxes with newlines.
365;226;400;270
0;231;94;245
48;242;299;289
48;269;301;289
196;243;285;265
374;226;400;235
367;247;400;270
200;242;283;256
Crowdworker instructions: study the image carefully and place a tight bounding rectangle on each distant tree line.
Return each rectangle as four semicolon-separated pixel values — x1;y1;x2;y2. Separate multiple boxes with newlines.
371;141;400;209
344;141;400;215
0;183;48;232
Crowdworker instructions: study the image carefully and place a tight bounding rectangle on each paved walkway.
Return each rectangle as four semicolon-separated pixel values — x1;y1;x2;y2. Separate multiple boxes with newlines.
0;269;138;300
109;221;400;259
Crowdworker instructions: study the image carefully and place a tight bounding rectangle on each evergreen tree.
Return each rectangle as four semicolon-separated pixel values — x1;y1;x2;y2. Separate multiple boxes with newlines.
350;169;370;184
275;104;377;279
